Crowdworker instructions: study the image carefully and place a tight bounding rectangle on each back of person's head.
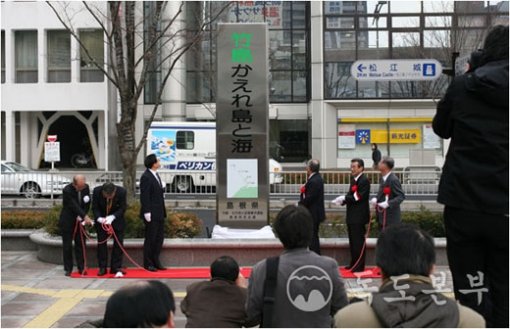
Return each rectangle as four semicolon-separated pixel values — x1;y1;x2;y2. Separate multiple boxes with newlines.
103;280;176;328
273;205;313;249
380;156;395;170
144;154;158;169
210;255;239;282
467;49;485;72
307;159;320;173
483;25;509;62
376;224;435;278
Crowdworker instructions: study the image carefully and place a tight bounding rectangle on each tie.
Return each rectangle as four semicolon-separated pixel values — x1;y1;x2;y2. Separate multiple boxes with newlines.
78;190;82;205
156;172;163;188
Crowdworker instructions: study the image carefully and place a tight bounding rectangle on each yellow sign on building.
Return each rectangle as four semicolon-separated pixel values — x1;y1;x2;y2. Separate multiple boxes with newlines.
371;129;421;144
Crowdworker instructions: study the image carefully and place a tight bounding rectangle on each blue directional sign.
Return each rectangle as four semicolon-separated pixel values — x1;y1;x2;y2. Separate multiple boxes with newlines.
351;59;443;81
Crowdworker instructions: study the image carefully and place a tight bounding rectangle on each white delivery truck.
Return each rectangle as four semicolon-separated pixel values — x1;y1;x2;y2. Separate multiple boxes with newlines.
147;122;284;192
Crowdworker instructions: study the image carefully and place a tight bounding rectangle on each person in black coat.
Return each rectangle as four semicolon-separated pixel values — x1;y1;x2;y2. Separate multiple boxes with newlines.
433;25;509;328
370;156;405;230
298;159;325;254
139;154;167;271
333;158;370;272
92;182;127;277
59;175;92;276
371;144;382;169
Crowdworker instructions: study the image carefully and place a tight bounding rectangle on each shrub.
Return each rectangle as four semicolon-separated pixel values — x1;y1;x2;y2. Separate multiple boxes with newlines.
43;202;203;239
1;210;47;229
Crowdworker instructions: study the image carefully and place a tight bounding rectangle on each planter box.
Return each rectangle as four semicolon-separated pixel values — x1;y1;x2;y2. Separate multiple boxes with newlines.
29;231;448;267
2;229;38;251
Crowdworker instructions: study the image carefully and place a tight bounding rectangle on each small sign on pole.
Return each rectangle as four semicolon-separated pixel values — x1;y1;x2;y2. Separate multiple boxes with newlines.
45;135;60;171
351;59;443;81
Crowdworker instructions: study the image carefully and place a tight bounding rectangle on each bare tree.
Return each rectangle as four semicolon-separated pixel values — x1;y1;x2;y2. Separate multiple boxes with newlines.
47;1;231;200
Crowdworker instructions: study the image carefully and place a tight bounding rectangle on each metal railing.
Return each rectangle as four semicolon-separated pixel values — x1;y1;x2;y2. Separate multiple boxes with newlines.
1;168;441;199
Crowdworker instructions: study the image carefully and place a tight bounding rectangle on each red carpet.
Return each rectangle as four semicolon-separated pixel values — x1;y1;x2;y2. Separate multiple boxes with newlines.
339;266;381;279
70;267;253;279
70;266;381;279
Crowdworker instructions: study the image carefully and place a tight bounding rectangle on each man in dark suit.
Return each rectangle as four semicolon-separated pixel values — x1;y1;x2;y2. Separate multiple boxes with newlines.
59;175;92;276
371;156;405;230
92;182;127;277
298;159;325;254
333;158;370;272
140;154;167;271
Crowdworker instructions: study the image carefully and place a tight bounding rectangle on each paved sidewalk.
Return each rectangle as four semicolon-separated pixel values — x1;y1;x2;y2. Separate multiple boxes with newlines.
1;251;455;328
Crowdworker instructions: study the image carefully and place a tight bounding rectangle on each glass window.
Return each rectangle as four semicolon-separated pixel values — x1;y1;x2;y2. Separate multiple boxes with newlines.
366;1;388;14
1;31;5;83
425;16;452;27
390;1;421;13
144;2;162;104
176;131;194;150
15;30;38;83
424;30;450;48
324;62;356;99
79;30;104;82
269;30;291;70
359;16;387;29
423;1;454;13
186;71;213;104
270;71;292;102
358;80;390;98
292;71;307;101
392;32;420;47
292;31;307;70
324;31;356;49
392;16;420;28
292;2;307;28
458;15;487;27
326;17;355;29
270;119;309;162
47;30;71;83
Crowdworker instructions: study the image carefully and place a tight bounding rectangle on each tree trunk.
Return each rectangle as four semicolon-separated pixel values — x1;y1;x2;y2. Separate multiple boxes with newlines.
117;100;139;202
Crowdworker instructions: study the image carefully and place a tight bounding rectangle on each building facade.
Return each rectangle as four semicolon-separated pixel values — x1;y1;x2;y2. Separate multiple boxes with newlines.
1;1;508;170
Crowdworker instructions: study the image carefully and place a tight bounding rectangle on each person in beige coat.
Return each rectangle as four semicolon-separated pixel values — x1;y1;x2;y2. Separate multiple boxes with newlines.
334;224;485;328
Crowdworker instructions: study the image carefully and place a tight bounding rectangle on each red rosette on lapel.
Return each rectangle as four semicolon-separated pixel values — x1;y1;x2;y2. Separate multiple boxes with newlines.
383;186;391;196
351;185;358;192
300;185;306;194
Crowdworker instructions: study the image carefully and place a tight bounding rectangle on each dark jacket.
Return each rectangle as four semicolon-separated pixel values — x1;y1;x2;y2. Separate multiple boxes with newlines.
375;173;405;226
433;59;509;215
139;169;167;221
334;275;485;328
344;173;370;225
372;149;381;165
59;183;91;231
92;185;127;231
181;279;248;328
299;172;326;223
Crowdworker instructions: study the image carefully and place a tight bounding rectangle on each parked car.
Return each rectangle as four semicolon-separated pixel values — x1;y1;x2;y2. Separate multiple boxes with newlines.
0;161;72;198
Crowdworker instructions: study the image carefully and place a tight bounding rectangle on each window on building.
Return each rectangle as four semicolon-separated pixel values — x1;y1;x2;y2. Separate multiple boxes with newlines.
79;29;104;82
47;30;71;83
176;131;194;150
1;31;5;83
270;119;309;162
15;30;38;83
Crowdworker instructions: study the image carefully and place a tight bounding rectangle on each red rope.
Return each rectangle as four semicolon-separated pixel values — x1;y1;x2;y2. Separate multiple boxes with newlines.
348;206;387;272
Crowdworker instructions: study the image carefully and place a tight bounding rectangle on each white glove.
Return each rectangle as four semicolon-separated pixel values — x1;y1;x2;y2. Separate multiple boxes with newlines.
97;217;106;224
332;196;345;205
114;271;124;278
370;197;378;206
76;216;83;222
378;201;389;209
144;212;151;223
105;215;115;225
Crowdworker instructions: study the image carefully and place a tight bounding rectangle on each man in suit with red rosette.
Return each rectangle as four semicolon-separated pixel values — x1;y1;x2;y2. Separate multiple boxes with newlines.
333;158;370;272
139;154;167;272
370;156;405;231
92;182;127;277
299;159;325;255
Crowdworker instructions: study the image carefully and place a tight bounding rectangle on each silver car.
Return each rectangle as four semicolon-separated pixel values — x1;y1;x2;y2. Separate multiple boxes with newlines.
1;161;72;198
